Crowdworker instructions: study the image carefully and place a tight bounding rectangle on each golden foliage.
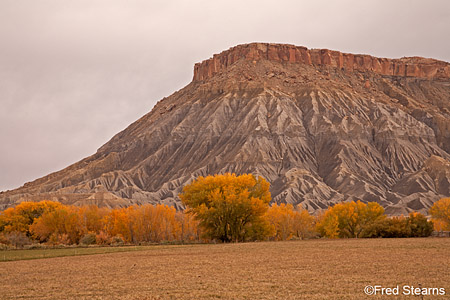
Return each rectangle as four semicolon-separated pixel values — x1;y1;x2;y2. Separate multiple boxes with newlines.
0;196;437;245
180;173;271;242
0;200;64;236
429;198;450;231
316;200;385;238
30;205;83;244
265;204;315;240
0;200;201;245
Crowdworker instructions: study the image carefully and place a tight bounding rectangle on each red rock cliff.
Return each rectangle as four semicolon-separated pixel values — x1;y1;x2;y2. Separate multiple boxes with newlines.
193;43;450;81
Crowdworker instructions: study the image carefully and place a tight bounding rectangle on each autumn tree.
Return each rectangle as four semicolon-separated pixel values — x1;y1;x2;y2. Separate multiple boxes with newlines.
266;203;295;240
101;207;132;242
429;198;450;230
3;231;31;248
265;204;315;240
126;204;180;243
99;204;195;244
175;210;201;242
292;205;316;239
78;205;109;234
180;173;271;242
30;205;83;244
0;201;63;237
316;201;385;238
0;200;203;246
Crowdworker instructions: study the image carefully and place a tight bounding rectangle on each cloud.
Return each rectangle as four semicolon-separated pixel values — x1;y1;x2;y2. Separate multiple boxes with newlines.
0;0;449;191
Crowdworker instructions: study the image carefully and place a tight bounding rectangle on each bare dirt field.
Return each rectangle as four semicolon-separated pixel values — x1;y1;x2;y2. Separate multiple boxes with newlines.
1;238;449;299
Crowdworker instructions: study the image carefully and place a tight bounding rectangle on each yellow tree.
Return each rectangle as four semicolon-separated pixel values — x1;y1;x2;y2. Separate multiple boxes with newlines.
78;205;109;234
175;210;201;242
0;201;63;236
127;205;150;243
128;204;181;243
316;210;339;238
316;201;385;238
102;207;132;243
292;205;316;239
180;173;271;242
429;198;450;230
30;205;83;244
158;205;179;241
265;203;295;241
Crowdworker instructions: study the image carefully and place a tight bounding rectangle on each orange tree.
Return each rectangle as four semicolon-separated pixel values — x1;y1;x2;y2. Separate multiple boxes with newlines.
429;198;450;230
265;203;315;241
0;201;63;236
265;203;295;241
180;173;271;242
30;205;84;244
316;200;385;238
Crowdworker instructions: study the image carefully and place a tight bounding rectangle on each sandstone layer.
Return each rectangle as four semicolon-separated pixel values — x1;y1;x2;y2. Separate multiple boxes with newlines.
193;43;450;81
1;43;449;215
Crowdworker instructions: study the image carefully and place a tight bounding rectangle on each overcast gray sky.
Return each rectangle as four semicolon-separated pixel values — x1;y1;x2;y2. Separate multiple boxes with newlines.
1;0;449;191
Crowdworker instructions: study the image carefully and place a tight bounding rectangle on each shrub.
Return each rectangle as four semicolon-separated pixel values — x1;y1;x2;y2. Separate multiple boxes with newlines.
5;231;32;248
47;233;71;246
360;213;433;238
110;235;124;246
96;231;111;245
24;243;47;250
80;233;97;245
406;213;433;237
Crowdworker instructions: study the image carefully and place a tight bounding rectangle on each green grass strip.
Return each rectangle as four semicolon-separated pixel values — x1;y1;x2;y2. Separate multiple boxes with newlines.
0;245;157;262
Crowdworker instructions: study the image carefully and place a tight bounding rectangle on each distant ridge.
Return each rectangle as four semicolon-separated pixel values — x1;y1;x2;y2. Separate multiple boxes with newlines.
1;43;449;215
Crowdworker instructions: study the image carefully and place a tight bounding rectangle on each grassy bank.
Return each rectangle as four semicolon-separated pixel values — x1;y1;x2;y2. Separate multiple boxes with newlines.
0;244;191;262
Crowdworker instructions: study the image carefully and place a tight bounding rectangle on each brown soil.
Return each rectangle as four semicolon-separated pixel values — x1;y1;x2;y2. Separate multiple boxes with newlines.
1;238;449;299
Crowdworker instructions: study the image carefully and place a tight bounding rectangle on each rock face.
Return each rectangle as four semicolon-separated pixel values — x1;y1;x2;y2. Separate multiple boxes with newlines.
193;43;450;81
1;43;450;215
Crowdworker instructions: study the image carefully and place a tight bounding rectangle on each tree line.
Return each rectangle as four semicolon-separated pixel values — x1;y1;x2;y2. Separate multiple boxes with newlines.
0;173;449;248
0;201;201;248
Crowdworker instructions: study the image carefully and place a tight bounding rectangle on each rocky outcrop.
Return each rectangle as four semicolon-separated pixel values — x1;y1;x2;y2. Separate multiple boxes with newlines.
1;43;449;215
193;43;450;81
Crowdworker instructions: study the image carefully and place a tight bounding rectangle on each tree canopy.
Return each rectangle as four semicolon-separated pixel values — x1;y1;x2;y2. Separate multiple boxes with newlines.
316;200;386;238
180;173;271;242
430;198;450;230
